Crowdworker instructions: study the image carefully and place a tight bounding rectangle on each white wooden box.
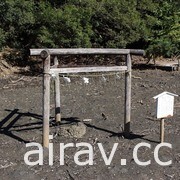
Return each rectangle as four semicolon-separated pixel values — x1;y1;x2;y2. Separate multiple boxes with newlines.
153;91;178;119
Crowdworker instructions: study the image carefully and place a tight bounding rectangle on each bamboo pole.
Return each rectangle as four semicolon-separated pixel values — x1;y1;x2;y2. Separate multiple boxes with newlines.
41;50;51;148
124;53;132;136
54;56;61;122
160;118;165;143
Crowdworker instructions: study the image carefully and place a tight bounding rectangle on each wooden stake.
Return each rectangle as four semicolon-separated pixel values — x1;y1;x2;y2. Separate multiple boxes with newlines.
54;56;61;122
124;53;132;136
41;50;51;148
160;118;165;143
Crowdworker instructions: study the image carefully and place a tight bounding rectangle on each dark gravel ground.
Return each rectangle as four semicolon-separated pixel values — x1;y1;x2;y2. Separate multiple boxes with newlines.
0;69;180;180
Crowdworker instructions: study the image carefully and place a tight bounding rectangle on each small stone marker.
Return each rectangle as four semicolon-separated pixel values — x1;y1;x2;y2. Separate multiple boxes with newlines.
153;91;178;143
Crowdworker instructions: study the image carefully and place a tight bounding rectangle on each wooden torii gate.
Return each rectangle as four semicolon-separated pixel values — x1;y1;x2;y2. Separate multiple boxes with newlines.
30;48;145;148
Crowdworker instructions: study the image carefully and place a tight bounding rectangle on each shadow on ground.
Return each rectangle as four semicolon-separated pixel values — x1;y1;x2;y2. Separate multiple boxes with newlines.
0;109;159;144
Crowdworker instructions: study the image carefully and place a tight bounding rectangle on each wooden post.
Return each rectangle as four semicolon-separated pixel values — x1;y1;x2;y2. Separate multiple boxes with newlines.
41;50;51;148
54;56;61;122
124;53;132;136
160;118;165;143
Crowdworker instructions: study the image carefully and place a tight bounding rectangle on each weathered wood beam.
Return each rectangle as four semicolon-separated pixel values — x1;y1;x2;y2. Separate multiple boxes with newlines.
50;66;127;74
130;49;145;56
30;48;145;56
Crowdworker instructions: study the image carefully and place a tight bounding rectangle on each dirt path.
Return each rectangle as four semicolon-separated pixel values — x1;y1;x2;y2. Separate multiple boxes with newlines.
0;69;180;180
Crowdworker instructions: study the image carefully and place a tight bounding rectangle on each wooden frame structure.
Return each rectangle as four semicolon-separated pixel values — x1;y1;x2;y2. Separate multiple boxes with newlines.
30;48;144;147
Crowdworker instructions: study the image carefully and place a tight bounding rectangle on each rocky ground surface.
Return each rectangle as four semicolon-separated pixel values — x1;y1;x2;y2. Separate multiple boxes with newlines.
0;68;180;180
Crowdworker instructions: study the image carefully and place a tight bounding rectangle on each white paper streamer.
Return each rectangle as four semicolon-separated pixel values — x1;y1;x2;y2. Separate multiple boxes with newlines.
63;75;71;83
83;77;89;84
116;73;121;79
101;74;106;82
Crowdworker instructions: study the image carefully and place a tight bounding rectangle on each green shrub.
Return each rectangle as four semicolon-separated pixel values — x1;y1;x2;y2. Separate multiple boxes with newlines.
0;0;179;60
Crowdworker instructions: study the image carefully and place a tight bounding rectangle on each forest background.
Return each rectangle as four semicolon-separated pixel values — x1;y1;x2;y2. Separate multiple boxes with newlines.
0;0;179;63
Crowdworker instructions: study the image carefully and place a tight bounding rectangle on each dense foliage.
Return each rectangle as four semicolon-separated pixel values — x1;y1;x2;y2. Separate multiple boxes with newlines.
0;0;179;58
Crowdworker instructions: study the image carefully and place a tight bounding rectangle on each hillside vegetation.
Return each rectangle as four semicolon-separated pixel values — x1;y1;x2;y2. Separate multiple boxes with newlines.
0;0;179;61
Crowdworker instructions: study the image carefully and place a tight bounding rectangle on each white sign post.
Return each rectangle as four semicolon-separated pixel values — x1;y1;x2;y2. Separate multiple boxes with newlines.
153;91;178;143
